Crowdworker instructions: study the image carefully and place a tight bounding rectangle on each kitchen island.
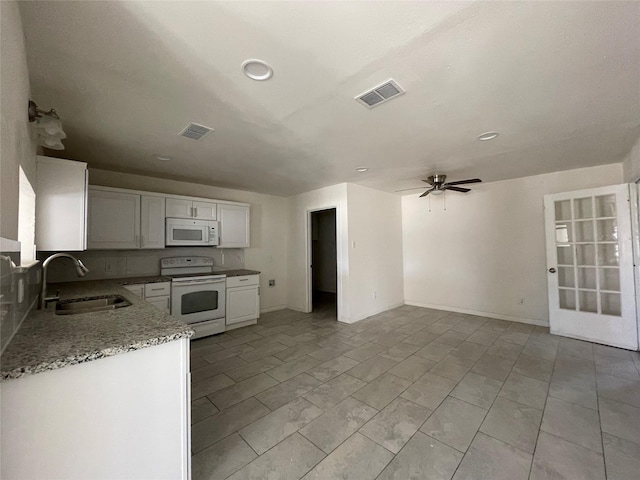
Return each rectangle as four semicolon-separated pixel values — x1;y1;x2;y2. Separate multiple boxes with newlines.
1;280;193;480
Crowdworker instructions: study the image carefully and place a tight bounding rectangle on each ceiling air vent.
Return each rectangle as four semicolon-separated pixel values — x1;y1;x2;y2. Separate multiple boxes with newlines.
178;123;214;141
355;79;405;108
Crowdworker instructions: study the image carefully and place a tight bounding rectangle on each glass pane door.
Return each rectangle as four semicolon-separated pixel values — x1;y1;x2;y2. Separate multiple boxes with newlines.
553;194;621;316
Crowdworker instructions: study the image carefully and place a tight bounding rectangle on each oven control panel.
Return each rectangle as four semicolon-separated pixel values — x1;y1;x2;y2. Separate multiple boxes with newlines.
161;257;214;268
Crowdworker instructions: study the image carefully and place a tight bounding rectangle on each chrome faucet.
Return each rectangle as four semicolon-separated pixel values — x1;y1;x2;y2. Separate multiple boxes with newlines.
39;253;89;309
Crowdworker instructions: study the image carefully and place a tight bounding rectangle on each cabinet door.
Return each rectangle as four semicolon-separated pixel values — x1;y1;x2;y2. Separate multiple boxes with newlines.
166;198;193;219
226;285;259;325
193;201;217;220
140;195;166;249
88;189;140;249
217;204;250;248
35;156;88;251
146;296;170;314
123;284;144;298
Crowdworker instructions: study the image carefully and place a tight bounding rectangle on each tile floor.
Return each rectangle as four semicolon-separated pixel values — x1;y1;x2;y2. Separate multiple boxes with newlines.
189;304;640;480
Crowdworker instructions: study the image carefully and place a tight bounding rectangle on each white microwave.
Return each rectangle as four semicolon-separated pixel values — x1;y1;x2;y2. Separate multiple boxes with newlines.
165;218;219;246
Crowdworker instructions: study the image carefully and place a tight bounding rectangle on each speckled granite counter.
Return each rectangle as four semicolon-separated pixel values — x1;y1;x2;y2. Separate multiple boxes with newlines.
114;275;171;285
1;280;193;381
212;268;261;277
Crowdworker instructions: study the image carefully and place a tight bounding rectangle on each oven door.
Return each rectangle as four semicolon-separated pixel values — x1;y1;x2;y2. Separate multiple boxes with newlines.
171;278;225;324
165;218;210;246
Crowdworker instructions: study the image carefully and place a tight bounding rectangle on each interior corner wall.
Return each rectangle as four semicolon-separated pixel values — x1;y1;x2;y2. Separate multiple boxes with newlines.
402;163;624;326
287;183;349;320
346;183;404;322
88;169;290;313
623;135;640;183
0;1;38;242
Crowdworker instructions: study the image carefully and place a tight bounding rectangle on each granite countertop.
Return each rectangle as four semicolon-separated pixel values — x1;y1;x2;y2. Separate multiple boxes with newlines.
0;280;193;381
212;268;261;277
113;275;171;285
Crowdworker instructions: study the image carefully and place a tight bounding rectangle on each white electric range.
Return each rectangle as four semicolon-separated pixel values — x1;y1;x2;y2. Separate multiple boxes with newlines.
160;257;226;339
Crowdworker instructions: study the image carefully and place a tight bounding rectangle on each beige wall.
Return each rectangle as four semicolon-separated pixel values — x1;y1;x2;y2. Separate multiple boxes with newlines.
0;1;38;242
89;168;290;312
402;163;624;325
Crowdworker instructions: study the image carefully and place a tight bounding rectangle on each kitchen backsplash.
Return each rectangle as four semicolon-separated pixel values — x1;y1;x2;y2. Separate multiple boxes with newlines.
1;239;41;353
39;247;245;283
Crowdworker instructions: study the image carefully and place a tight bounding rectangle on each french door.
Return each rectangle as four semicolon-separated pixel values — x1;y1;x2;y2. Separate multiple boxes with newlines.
544;184;638;350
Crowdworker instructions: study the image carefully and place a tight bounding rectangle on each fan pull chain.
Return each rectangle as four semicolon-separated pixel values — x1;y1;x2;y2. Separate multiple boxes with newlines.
428;195;431;212
443;190;447;211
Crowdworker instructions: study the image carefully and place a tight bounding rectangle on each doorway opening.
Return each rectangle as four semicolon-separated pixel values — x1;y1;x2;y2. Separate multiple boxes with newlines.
310;208;337;318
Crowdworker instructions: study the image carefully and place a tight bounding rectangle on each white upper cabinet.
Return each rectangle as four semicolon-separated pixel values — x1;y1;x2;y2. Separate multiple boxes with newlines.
88;188;141;249
166;198;217;220
140;195;166;249
35;156;88;251
217;203;250;248
87;187;165;250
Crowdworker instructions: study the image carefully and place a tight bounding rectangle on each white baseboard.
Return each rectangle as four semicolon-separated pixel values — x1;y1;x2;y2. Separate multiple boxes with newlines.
341;302;406;324
404;301;549;327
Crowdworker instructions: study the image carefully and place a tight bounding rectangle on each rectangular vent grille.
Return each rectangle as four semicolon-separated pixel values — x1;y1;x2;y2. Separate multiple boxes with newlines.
355;79;405;108
179;123;214;141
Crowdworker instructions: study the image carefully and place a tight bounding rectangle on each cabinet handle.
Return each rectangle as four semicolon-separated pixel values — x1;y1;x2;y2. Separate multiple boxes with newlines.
258;287;260;296
239;278;248;282
150;287;164;291
141;235;144;247
166;297;170;310
194;207;198;218
190;207;195;217
135;235;140;247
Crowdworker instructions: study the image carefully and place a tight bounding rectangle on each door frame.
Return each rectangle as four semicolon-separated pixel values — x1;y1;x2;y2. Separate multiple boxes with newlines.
306;206;343;320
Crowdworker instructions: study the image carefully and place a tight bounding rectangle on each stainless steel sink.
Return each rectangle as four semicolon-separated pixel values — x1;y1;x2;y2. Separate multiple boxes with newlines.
55;295;132;315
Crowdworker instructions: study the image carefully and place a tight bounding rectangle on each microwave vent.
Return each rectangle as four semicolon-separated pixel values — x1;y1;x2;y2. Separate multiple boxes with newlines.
355;79;405;108
179;122;214;141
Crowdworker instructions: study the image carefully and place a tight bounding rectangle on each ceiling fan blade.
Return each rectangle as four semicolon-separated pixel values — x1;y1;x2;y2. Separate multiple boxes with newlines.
394;187;427;192
422;178;435;185
445;186;471;193
444;178;482;186
419;188;435;198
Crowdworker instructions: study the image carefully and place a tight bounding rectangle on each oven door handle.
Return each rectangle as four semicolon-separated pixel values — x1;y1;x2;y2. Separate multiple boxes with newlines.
172;278;225;286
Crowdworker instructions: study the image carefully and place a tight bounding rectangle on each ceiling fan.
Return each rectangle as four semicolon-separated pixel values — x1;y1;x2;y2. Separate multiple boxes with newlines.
396;174;482;197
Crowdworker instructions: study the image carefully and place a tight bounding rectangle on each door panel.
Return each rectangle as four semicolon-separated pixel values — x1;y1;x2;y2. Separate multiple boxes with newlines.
88;189;140;249
140;195;165;249
544;184;638;350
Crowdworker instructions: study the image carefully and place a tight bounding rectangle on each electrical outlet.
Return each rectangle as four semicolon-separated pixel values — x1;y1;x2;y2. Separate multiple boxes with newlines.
104;260;113;273
268;279;275;287
518;298;524;305
373;291;377;299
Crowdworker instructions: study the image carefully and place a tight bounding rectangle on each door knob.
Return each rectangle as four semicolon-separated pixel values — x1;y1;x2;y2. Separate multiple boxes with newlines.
549;268;556;273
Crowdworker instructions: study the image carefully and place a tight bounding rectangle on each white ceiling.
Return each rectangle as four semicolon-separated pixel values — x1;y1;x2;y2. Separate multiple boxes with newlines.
19;1;640;197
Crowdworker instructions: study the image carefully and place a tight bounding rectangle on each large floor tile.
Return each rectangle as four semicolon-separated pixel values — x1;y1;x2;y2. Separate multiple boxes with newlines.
420;396;487;452
191;397;270;453
602;433;640;480
380;342;421;362
254;373;321;410
238;342;288;363
377;432;463;480
299;397;377;454
303;373;367;410
549;370;598;410
192;433;257;480
302;433;394;480
499;372;548;410
452;432;532;480
402;330;440;347
388;355;435;382
343;342;388;362
274;342;322;362
239;397;323;455
191;397;219;424
401;372;457;410
191;355;247;382
414;341;453;362
359;397;432;453
306;355;360;382
596;372;640;408
225;355;283;382
480;396;542;454
541;396;602;452
351;372;412;410
530;431;605;480
471;353;515;382
208;373;278;410
191;373;236;400
347;355;398;382
450;372;503;409
429;356;473;382
598;396;640;445
465;330;499;346
595;355;640;380
512;354;554;382
227;433;325;480
267;354;322;382
202;344;256;364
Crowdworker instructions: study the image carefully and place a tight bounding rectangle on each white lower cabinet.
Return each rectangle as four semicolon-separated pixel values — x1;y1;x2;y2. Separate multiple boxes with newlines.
226;275;260;327
124;282;171;314
0;339;191;480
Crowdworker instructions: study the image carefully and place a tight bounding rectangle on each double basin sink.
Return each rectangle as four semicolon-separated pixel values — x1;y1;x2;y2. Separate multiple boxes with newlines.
55;295;132;315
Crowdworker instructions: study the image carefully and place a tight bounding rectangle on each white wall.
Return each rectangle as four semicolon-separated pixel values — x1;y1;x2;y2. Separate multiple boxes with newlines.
89;169;289;312
402;163;623;325
346;183;404;321
287;183;349;318
623;135;640;183
0;1;37;244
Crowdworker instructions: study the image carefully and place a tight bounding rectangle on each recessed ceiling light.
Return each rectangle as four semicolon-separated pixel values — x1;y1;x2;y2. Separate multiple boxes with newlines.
355;167;369;173
242;59;273;81
153;154;173;161
477;132;499;141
